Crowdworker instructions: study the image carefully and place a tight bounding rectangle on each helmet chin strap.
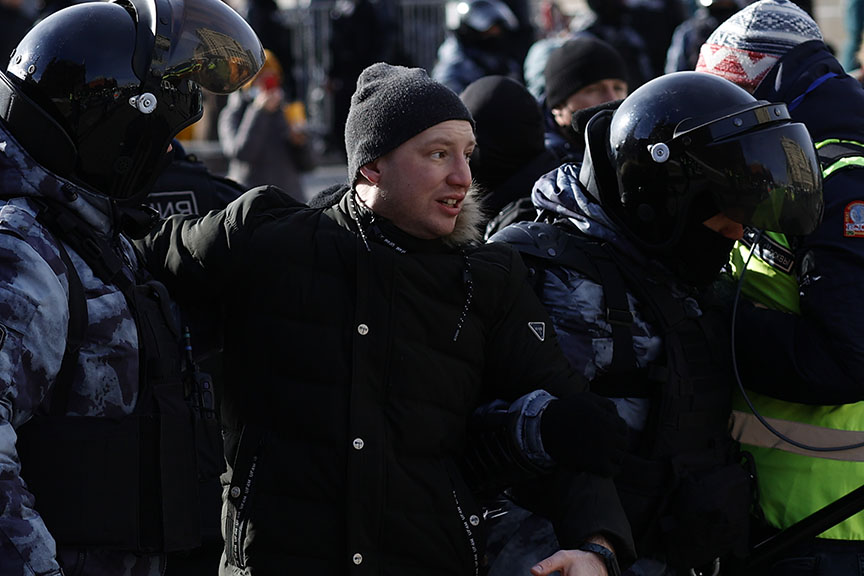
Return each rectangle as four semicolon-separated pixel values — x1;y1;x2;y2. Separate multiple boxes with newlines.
0;71;77;178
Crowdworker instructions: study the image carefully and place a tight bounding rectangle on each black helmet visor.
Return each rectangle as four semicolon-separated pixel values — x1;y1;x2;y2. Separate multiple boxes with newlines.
674;104;823;235
134;0;265;95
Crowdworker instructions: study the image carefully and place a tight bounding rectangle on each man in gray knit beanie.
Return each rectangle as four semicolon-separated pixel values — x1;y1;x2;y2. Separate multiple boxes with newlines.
344;62;475;187
341;62;483;241
140;59;636;576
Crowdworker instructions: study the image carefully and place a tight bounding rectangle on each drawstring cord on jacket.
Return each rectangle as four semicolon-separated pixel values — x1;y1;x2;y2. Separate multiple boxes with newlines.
349;189;474;341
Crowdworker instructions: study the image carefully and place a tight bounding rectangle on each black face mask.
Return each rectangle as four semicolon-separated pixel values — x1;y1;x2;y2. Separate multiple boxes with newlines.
473;34;507;53
660;217;735;287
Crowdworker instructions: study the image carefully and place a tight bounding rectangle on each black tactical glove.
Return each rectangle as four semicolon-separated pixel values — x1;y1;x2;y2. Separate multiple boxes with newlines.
540;392;628;477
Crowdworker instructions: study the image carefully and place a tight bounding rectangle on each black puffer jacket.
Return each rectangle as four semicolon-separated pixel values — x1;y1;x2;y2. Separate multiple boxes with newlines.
141;185;634;575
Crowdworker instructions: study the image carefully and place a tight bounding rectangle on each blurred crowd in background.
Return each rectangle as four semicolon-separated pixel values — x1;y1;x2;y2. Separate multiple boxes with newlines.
1;0;861;202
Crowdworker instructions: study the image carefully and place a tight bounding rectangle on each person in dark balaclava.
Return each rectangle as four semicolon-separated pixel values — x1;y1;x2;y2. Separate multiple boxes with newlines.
459;75;560;235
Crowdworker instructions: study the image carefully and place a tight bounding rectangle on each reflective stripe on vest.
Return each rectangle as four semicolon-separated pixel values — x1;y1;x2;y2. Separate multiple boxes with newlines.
731;407;864;463
816;138;864;178
730;139;864;540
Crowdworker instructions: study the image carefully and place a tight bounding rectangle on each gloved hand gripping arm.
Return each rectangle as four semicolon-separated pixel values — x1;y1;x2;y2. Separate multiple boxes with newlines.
463;389;628;496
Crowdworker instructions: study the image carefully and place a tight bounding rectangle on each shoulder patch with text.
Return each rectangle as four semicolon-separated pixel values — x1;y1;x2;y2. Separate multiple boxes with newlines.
148;190;200;218
844;201;864;237
528;322;546;342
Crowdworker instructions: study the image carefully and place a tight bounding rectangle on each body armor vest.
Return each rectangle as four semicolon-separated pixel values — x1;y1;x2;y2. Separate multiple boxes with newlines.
495;220;754;571
16;201;201;552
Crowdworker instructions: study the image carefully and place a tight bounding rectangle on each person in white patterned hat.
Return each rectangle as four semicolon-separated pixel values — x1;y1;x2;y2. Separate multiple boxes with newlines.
697;2;864;574
696;0;821;91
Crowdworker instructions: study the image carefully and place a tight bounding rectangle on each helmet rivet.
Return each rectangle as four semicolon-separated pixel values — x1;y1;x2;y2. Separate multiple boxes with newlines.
14;54;21;64
774;108;782;116
649;143;670;163
132;92;158;114
26;64;35;75
733;117;744;127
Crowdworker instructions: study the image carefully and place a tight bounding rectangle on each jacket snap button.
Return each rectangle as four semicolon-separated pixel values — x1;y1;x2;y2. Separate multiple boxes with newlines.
230;486;241;499
352;438;365;450
357;324;369;335
353;553;363;565
469;515;480;526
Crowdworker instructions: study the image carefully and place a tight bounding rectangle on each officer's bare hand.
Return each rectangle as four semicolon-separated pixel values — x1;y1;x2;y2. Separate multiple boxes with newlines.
530;549;607;575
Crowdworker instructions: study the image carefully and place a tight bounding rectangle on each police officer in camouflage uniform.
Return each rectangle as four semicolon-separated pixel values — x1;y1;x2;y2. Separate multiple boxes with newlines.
487;72;824;576
0;1;263;574
431;0;524;94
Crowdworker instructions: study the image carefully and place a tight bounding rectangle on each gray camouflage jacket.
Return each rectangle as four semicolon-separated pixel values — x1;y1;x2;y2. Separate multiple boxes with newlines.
527;162;700;431
0;123;162;576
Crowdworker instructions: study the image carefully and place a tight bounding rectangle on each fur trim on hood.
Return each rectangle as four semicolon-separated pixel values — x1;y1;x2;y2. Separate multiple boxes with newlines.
444;185;484;247
314;183;486;248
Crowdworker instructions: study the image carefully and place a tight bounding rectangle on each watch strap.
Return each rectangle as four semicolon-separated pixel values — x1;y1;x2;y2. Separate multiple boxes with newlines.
578;541;621;576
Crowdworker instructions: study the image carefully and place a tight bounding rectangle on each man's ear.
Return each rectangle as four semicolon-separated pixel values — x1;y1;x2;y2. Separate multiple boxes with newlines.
359;161;382;185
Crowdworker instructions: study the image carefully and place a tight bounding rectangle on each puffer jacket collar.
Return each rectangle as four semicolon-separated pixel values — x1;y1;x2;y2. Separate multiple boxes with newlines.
531;161;642;255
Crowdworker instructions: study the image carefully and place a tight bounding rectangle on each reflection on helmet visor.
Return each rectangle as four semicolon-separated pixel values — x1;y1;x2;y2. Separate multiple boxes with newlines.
159;0;264;94
690;123;823;235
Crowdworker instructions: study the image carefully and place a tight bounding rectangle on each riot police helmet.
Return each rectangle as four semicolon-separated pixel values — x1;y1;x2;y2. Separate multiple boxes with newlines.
0;0;265;203
579;71;823;254
448;0;518;45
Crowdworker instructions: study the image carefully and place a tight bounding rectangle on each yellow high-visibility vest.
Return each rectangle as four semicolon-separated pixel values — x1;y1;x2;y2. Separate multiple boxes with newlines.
729;139;864;540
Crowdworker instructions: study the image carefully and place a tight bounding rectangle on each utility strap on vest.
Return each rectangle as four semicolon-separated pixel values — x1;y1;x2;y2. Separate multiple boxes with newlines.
41;226;88;415
36;200;132;292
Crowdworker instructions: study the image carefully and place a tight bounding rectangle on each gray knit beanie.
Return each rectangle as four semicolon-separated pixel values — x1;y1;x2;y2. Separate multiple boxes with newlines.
544;36;628;110
344;62;475;186
696;0;822;90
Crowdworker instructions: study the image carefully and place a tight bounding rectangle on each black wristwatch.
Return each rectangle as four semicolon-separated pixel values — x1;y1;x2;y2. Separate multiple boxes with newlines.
578;541;621;576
